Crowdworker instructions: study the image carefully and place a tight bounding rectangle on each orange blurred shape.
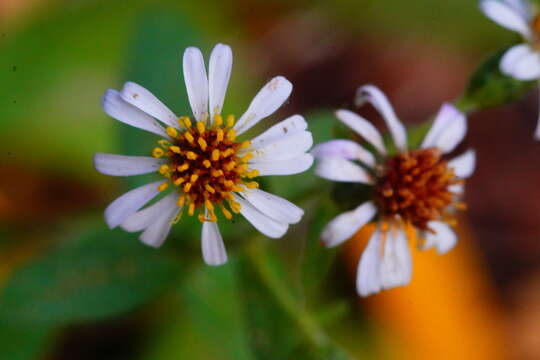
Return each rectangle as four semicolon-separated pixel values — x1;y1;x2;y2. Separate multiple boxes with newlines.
344;223;511;360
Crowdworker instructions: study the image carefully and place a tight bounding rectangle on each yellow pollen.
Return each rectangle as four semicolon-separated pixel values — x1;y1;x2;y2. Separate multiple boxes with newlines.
198;213;207;223
159;164;170;175
226;114;235;127
222;148;234;158
230;200;241;213
203;159;211;168
188;202;195;216
190;174;199;183
214;114;223;126
197;137;208;151
212;149;220;161
196;121;206;135
240;140;251;149
224;180;234;188
158;139;171;147
181;116;192;128
220;206;233;220
177;195;186;207
166;127;178;138
232;185;243;192
224;161;236;171
177;163;189;172
183;183;192;192
240;153;253;162
174;177;185;186
169;145;181;154
185;132;195;144
226;129;236;141
236;164;248;173
152;148;165;158
205;184;216;194
186;151;198;160
157;182;169;192
205;199;214;211
216;128;224;143
246;181;259;189
247;169;259;178
211;169;223;177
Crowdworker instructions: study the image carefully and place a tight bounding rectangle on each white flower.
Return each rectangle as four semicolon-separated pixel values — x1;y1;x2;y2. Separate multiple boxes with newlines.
94;43;313;266
312;85;476;297
480;0;540;138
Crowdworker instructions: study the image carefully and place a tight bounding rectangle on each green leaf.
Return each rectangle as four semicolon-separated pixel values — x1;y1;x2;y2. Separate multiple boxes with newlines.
461;47;536;112
0;323;55;360
0;226;181;326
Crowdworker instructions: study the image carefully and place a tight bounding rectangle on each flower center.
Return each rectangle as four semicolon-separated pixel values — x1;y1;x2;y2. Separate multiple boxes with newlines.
374;148;464;231
152;114;259;223
531;14;540;48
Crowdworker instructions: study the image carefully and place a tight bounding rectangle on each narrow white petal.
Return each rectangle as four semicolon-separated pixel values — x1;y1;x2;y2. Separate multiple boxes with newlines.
357;230;383;297
102;90;168;138
208;43;233;119
235;195;288;238
335;109;386;155
422;221;457;254
242;188;304;224
322;202;377;248
449;183;464;194
311;139;375;167
250;115;307;147
480;0;532;38
355;85;407;150
249;131;313;161
183;47;209;121
509;50;540;80
234;76;292;136
94;153;164;176
314;157;372;184
120;82;178;128
250;153;313;176
201;220;228;266
380;230;412;290
139;202;179;248
504;0;532;19
500;44;533;75
121;193;178;232
104;180;162;229
421;103;463;149
448;149;476;178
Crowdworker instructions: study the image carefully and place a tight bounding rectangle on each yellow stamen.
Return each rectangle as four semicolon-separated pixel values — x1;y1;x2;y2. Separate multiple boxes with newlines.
177;163;189;172
203;159;211;168
185;132;195;144
205;184;216;194
216;128;224;143
230;200;241;213
177;195;186;207
188;202;195;216
240;140;251;149
158;139;171;147
246;181;259;189
198;137;208;151
226;114;235;127
214;114;223;126
157;182;169;192
169;145;181;154
247;169;259;178
211;169;223;177
186;151;198;160
224;161;236;171
180;116;192;128
152;147;165;158
224;180;234;188
240;153;253;162
198;213;207;223
174;177;185;186
196;121;206;135
221;206;233;220
183;183;192;192
212;149;220;161
166;126;178;138
205;199;214;211
190;174;199;183
226;129;236;141
159;164;170;175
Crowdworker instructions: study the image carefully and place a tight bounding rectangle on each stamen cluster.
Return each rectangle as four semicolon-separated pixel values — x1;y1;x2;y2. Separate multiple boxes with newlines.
375;148;464;231
152;114;259;223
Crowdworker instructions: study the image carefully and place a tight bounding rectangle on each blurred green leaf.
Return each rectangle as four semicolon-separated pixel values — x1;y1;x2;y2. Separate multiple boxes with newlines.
0;226;180;326
0;323;55;360
461;48;536;112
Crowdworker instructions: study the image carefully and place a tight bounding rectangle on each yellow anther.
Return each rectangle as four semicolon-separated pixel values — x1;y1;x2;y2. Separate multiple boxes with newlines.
224;180;235;188
211;169;223;177
196;121;205;135
203;159;211;168
224;161;236;171
169;145;181;154
209;211;218;222
198;213;207;223
152;147;165;158
226;114;235;127
177;195;186;207
211;149;220;161
158;139;171;147
183;183;192;192
247;169;259;178
159;164;170;175
190;174;199;183
166;127;178;138
221;206;233;220
185;132;195;144
188;202;195;216
179;116;192;128
236;164;248;173
232;185;243;192
214;114;223;126
205;184;216;194
222;148;234;158
157;182;169;192
216;128;224;143
174;177;185;186
240;140;251;149
240;153;253;162
198;137;208;151
186;151;198;160
177;163;189;172
230;200;241;213
205;199;214;211
226;129;236;141
246;181;259;189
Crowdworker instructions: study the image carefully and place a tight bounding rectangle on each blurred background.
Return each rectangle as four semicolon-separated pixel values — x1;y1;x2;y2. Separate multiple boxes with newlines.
1;0;539;359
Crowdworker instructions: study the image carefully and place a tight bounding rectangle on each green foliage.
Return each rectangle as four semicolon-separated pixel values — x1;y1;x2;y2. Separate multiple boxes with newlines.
0;323;55;360
0;226;181;326
462;48;536;112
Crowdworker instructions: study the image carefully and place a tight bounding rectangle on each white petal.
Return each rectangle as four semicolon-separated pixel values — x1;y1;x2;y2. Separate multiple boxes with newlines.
335;109;386;155
380;230;412;290
504;0;532;19
241;188;304;224
94;153;164;176
121;193;178;232
119;82;178;128
201;221;228;266
480;0;532;38
355;85;407;150
321;202;377;248
235;195;288;238
102;90;168;138
311;139;375;167
183;47;209;121
501;44;532;75
357;229;383;297
508;49;540;80
249;131;313;161
250;154;313;176
234;76;292;136
314;157;372;184
250;115;307;147
104;180;162;229
448;183;464;194
448;149;476;178
422;104;467;153
208;43;233;119
139;202;180;248
422;221;457;254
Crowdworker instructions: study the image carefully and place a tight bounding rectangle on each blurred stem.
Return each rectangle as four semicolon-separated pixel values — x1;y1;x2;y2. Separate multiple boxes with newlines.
246;240;329;348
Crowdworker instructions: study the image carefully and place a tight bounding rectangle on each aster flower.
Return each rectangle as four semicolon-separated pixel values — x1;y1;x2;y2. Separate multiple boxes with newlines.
94;43;313;266
480;0;540;138
312;85;476;297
